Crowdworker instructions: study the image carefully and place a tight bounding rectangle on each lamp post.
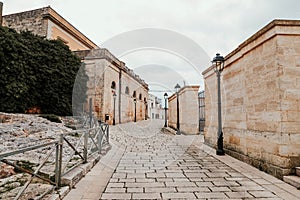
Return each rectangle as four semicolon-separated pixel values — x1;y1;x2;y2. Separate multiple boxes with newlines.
164;93;168;127
175;84;181;135
133;98;137;122
113;93;117;125
212;53;225;155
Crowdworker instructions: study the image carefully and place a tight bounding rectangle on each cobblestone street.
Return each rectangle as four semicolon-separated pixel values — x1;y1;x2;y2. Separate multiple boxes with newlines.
65;120;300;200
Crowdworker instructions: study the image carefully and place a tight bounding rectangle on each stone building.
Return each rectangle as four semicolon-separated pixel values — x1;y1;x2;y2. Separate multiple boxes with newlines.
2;6;98;51
168;85;200;134
202;19;300;178
83;49;149;124
1;5;149;124
148;94;163;119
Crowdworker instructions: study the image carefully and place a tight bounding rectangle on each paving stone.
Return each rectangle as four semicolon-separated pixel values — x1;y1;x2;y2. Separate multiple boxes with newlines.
195;192;228;199
101;193;131;199
126;187;143;193
104;187;126;193
132;193;161;199
230;185;265;192
145;187;176;193
118;178;135;183
135;178;156;182
112;172;127;179
156;177;173;182
238;180;260;186
225;191;253;198
172;178;192;182
205;172;229;178
146;172;166;178
176;186;210;192
213;181;240;187
248;191;278;198
161;192;197;199
106;182;124;188
165;181;197;187
165;172;186;178
127;173;145;178
195;181;214;187
185;172;207;178
209;186;231;192
126;182;165;188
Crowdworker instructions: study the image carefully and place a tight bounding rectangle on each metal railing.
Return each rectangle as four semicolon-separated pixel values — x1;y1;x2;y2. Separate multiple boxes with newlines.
0;121;109;200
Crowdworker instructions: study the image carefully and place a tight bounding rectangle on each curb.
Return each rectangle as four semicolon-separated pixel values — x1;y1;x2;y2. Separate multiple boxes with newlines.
46;144;112;200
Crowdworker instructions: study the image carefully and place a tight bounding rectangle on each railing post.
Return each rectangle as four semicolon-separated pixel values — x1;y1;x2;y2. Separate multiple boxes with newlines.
55;134;63;187
107;125;109;144
83;130;88;163
89;98;93;128
98;127;103;154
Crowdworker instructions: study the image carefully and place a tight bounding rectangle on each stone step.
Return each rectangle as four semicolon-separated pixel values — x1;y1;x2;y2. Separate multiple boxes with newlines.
296;167;300;176
283;175;300;189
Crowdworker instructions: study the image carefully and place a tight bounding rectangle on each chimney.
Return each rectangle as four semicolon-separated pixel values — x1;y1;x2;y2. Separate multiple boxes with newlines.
0;2;3;26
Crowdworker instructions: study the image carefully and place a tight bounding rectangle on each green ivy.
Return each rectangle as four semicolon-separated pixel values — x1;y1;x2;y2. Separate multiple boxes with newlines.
0;26;88;116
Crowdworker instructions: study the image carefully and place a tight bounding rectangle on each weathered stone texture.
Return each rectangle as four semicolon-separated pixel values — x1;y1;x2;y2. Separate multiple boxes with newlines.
168;85;200;134
84;49;148;124
3;7;98;51
203;20;300;178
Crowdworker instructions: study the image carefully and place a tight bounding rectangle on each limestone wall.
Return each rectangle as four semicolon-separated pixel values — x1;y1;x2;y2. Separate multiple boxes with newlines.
3;7;98;51
84;49;148;125
202;20;300;178
3;7;48;36
168;86;200;134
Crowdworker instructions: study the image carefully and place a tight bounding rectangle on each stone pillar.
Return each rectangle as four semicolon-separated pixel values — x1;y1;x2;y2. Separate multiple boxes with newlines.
0;2;3;26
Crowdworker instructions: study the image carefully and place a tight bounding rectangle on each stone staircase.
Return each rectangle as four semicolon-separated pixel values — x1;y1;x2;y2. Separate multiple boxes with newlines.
283;167;300;189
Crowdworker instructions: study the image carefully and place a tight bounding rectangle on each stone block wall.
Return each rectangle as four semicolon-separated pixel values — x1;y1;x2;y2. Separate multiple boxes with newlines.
3;6;98;51
84;49;148;125
202;20;300;179
168;85;200;134
3;7;48;36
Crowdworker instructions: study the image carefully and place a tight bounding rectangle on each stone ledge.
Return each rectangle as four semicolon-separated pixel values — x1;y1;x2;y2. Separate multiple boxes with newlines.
161;127;177;135
296;167;300;176
283;175;300;189
45;143;111;200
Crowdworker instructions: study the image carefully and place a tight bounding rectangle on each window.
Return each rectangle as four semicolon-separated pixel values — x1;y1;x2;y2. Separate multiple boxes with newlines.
125;86;129;95
133;91;136;98
111;81;116;89
139;94;142;100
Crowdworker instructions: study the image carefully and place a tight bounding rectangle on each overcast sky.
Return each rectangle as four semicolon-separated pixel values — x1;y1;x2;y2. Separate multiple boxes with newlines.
2;0;300;99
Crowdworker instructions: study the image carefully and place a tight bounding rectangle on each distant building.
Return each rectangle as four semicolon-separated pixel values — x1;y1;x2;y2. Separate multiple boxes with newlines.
2;6;98;51
148;94;163;119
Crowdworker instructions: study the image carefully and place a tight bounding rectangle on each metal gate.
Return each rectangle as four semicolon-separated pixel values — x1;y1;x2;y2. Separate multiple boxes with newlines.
198;90;205;132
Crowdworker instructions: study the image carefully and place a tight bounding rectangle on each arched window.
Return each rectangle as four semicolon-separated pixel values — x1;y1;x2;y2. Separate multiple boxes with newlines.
133;91;136;98
139;94;142;100
111;81;116;89
125;86;129;95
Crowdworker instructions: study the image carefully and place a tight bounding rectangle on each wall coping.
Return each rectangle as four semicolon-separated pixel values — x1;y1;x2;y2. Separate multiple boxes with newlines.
3;6;99;50
202;19;300;76
84;48;149;91
168;85;200;101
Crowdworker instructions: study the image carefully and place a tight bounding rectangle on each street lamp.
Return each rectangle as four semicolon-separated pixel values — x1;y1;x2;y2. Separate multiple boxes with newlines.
133;98;137;122
212;53;225;155
175;84;181;135
164;93;168;127
113;93;117;125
